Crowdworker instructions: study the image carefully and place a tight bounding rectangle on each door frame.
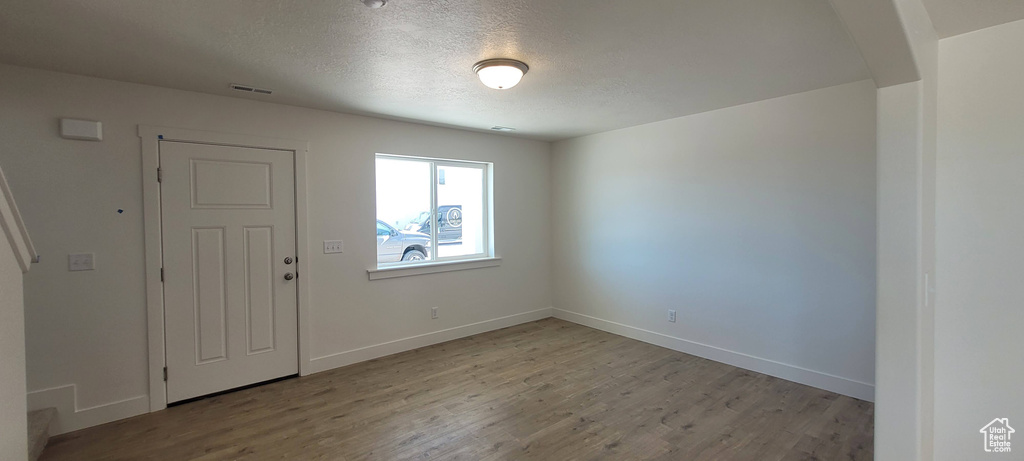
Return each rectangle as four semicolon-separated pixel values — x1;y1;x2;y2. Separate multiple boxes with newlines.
139;125;311;412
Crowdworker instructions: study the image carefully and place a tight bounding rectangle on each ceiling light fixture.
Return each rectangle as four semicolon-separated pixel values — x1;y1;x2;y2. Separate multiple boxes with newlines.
473;59;529;90
490;126;516;132
360;0;387;8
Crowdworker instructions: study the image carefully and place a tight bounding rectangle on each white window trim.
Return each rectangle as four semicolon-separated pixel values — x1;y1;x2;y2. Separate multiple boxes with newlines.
367;256;502;280
372;154;495;276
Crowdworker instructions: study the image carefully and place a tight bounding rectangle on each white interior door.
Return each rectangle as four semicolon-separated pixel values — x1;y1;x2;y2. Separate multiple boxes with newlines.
160;141;298;403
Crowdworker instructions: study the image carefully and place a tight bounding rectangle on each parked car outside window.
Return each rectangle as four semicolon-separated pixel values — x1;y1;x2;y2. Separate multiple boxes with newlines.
377;220;431;263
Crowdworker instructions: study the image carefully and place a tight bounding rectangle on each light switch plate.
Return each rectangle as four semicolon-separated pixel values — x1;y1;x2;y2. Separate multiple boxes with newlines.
68;253;95;271
324;240;344;254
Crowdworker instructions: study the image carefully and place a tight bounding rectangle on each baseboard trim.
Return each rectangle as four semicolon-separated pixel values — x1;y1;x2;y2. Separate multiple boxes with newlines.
27;385;149;435
308;307;555;374
27;306;871;436
553;308;874;402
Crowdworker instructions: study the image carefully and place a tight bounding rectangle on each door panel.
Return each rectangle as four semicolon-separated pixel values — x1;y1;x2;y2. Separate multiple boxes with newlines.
161;141;298;403
244;226;276;354
191;159;273;208
192;227;228;363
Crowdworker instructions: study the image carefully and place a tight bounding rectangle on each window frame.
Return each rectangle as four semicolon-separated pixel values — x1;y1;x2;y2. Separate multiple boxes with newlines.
374;153;494;270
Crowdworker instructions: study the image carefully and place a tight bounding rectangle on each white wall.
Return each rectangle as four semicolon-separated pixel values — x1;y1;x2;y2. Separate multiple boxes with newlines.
875;80;930;461
934;19;1024;459
872;1;939;459
0;221;28;461
551;80;877;400
0;64;553;432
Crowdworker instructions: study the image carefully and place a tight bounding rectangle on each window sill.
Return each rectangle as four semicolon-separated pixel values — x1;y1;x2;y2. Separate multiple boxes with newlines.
367;257;502;280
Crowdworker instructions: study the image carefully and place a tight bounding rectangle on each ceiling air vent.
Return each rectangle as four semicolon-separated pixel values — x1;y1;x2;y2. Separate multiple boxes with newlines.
230;83;273;95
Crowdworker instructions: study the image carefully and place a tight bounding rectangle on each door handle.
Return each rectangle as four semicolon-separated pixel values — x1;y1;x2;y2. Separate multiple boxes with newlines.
284;272;294;281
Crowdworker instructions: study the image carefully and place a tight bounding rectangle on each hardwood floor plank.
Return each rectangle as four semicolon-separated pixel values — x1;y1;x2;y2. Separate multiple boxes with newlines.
40;318;873;460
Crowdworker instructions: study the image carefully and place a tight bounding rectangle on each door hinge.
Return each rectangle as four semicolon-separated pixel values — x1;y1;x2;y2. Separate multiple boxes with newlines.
157;168;163;183
160;268;164;282
163;367;168;381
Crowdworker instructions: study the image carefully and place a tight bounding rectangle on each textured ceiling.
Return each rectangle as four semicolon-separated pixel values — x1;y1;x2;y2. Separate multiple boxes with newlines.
0;0;869;141
921;0;1024;38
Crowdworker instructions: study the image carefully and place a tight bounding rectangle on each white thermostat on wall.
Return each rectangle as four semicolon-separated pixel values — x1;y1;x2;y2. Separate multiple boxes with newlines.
59;118;103;141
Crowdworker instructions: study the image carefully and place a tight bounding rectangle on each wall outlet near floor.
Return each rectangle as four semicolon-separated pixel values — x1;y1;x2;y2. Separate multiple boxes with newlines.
668;309;677;323
431;307;439;319
68;253;95;271
323;240;344;254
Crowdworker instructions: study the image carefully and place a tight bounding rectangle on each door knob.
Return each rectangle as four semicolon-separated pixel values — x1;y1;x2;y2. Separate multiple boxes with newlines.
284;272;294;281
284;257;293;265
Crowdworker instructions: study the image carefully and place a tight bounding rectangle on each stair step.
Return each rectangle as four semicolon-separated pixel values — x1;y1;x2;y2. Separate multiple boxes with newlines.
28;408;57;461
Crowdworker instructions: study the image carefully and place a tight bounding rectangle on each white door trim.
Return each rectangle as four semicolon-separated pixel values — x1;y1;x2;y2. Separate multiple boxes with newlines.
139;125;311;412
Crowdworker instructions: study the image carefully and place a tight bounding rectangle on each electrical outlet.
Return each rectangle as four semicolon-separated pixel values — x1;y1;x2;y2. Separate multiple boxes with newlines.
323;240;344;254
68;253;95;271
668;310;677;323
431;307;439;319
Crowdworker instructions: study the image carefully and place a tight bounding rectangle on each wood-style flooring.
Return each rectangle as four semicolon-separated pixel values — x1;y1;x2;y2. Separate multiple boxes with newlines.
41;318;873;460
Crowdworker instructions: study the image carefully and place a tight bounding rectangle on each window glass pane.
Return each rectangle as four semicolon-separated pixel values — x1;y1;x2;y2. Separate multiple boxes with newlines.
375;158;433;264
436;164;485;258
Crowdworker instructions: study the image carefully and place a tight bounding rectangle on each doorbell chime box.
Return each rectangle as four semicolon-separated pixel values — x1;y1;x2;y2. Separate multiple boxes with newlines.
60;118;103;141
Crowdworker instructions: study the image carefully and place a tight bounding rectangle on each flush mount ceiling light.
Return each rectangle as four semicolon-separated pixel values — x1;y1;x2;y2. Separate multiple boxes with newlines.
360;0;387;8
473;59;529;90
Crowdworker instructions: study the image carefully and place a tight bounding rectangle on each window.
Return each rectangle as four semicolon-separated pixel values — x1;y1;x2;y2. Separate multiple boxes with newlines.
375;154;492;268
